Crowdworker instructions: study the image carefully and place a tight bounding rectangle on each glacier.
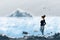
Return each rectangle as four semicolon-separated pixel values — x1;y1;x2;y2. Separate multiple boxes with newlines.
0;17;60;38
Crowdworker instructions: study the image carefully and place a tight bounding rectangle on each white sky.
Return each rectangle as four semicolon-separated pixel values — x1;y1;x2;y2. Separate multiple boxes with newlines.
0;0;60;16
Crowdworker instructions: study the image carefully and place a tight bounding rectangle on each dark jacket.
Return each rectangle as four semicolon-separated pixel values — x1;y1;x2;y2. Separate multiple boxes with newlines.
40;20;46;26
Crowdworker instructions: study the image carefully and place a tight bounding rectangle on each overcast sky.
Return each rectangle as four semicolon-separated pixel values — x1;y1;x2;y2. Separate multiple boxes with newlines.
0;0;60;16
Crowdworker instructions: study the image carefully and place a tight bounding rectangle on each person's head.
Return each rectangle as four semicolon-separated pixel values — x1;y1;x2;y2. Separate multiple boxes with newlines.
41;15;46;19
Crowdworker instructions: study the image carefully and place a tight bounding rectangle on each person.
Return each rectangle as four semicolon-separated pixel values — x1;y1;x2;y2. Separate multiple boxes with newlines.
40;15;46;35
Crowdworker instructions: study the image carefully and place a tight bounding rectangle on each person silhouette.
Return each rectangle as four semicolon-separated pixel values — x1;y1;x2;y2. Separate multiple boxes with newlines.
40;15;46;35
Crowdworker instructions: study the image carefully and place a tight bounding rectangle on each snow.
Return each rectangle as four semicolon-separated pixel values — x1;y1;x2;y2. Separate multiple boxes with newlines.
0;17;60;38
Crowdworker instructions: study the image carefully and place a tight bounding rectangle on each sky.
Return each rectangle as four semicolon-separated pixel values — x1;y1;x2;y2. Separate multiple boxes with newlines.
0;0;60;16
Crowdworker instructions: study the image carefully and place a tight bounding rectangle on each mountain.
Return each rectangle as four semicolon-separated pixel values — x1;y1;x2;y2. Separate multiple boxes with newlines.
8;9;32;17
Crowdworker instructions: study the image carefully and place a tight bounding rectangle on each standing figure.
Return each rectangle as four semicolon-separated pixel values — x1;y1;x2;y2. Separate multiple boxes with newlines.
40;15;46;35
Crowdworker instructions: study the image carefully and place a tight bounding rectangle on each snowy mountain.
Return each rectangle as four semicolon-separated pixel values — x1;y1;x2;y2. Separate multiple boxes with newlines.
8;9;32;17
